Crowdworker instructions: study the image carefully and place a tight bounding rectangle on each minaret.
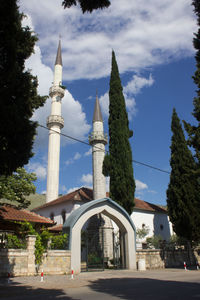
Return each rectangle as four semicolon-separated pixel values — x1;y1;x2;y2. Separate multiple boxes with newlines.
89;94;107;199
89;95;113;260
46;40;64;203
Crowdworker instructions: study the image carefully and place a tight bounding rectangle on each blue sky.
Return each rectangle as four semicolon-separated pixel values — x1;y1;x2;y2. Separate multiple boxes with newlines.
19;0;197;206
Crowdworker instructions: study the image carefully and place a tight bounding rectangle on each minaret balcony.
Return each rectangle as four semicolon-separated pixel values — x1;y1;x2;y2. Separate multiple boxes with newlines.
89;131;108;145
47;115;64;129
49;86;65;98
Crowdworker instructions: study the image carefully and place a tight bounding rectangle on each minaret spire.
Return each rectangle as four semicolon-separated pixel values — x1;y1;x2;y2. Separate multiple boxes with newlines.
46;40;65;203
55;39;62;66
93;93;103;122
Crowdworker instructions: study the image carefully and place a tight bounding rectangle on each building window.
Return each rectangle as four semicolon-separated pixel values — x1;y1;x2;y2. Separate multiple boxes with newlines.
62;210;66;224
50;212;54;221
160;224;164;230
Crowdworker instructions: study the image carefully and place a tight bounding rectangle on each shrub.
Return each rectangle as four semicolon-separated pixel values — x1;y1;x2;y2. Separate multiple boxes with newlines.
6;234;26;249
50;234;68;250
146;235;163;249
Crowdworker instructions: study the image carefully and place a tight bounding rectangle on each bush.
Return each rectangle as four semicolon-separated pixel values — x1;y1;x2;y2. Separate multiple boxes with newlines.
136;225;150;240
50;234;68;250
146;235;163;249
6;234;26;249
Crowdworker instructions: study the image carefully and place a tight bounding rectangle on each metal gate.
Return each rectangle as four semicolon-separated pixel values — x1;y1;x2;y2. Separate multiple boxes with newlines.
81;227;104;271
81;227;123;272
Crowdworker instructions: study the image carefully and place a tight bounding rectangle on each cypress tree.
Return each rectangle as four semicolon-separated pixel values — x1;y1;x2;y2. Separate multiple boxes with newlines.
103;51;135;215
0;0;47;176
183;0;200;166
167;108;200;242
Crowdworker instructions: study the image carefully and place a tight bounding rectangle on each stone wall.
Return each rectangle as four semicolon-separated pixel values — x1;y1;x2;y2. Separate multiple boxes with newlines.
38;250;71;275
0;235;71;277
136;250;165;269
136;248;200;269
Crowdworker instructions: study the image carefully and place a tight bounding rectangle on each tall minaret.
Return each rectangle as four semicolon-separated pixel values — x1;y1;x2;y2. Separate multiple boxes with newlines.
89;94;107;199
46;40;64;203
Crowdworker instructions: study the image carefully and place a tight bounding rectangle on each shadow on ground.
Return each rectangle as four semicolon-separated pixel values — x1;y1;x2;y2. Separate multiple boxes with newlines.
0;280;80;300
89;277;200;300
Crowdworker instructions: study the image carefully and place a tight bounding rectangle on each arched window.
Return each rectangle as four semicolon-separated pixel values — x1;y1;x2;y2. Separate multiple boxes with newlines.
62;210;66;224
50;212;54;221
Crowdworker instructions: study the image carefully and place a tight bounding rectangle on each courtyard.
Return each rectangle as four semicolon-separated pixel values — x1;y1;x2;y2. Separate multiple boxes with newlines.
1;269;200;300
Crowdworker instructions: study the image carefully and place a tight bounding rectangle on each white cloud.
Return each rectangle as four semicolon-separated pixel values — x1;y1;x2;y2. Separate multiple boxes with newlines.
20;0;196;80
135;179;148;192
74;152;81;160
80;173;93;185
27;162;47;180
65;152;82;165
100;74;153;119
84;148;92;156
124;74;154;95
66;187;80;194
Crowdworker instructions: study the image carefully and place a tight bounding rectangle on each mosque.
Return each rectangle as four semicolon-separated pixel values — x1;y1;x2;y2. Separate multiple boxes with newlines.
33;41;172;264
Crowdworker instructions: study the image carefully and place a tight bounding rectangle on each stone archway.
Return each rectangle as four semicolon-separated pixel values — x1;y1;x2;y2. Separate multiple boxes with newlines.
63;198;136;274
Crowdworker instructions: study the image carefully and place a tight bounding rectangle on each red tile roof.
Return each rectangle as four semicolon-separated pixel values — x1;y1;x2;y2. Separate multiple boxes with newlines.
0;205;55;224
134;198;167;213
33;187;93;211
33;187;167;214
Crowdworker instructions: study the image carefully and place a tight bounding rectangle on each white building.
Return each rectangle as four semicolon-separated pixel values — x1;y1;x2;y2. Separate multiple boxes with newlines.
33;187;173;243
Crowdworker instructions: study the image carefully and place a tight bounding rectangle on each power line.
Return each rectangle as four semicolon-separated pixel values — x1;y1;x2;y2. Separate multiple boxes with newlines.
38;124;170;175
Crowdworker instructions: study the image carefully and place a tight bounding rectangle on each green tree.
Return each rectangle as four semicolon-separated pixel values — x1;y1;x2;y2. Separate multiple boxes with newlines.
167;108;200;242
183;0;200;167
0;0;47;176
62;0;110;13
103;51;135;215
0;168;37;208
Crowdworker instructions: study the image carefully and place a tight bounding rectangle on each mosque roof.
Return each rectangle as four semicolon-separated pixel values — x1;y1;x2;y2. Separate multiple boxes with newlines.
33;187;93;211
33;187;167;214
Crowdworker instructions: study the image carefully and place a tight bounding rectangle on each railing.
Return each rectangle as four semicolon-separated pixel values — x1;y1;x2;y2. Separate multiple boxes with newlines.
46;115;64;128
89;132;108;144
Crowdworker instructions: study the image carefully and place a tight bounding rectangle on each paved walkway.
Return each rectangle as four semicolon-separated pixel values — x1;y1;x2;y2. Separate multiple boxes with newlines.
1;269;200;299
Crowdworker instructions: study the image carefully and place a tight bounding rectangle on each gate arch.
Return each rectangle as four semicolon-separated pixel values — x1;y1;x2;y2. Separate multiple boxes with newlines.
63;197;136;274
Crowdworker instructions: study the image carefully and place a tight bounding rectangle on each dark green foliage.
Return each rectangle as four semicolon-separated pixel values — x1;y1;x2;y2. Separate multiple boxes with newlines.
183;0;200;165
167;109;200;242
0;168;37;208
103;51;135;215
62;0;110;13
6;234;26;249
50;234;68;250
0;0;47;176
146;235;163;249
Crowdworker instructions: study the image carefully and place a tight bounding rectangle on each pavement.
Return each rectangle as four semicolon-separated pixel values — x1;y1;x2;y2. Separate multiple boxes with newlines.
1;268;200;300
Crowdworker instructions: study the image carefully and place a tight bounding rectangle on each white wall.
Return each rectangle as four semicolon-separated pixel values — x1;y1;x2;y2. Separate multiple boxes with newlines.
36;201;80;225
131;210;172;241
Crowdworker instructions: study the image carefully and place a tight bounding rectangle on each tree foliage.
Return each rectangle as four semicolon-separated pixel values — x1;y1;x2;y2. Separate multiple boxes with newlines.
183;0;200;166
167;109;200;243
62;0;110;13
0;168;37;208
103;51;135;215
0;0;47;176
